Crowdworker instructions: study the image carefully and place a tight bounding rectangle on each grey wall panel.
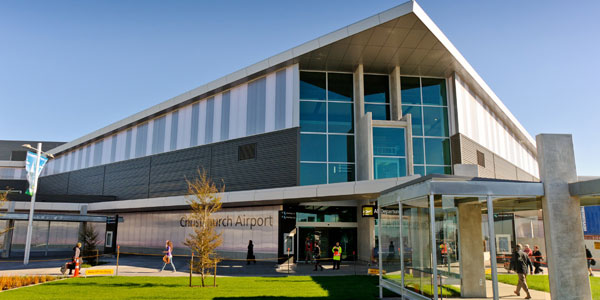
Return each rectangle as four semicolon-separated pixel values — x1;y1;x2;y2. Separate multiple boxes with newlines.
67;166;105;195
37;128;299;201
103;157;151;200
452;133;538;181
211;128;298;191
38;173;69;195
148;147;211;198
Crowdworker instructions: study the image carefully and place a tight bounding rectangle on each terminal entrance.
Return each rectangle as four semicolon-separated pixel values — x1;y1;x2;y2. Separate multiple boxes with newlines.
293;205;358;263
298;227;357;262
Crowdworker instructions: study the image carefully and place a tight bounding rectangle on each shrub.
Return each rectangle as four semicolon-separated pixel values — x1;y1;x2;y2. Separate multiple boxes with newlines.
0;275;58;291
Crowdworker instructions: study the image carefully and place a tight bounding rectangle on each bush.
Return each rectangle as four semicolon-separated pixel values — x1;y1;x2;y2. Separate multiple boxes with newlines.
0;275;58;291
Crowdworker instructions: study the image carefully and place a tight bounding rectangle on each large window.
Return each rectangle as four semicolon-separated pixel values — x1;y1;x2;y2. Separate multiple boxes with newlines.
364;74;390;120
373;127;407;179
401;77;451;175
300;71;355;185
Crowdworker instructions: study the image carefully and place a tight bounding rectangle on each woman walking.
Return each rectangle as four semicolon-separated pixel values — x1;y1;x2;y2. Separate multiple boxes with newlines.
159;240;176;272
247;240;256;265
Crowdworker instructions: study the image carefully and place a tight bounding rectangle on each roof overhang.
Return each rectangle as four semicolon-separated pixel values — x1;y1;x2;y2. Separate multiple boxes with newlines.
378;174;544;208
48;1;536;157
570;178;600;206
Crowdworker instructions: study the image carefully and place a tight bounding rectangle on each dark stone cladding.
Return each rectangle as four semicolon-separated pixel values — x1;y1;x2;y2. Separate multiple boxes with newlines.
36;128;299;202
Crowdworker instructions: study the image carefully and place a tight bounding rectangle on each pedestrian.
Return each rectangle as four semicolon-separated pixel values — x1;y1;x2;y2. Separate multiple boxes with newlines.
532;245;543;274
247;240;256;265
159;240;176;272
586;245;595;276
388;241;395;260
510;244;532;299
68;242;82;275
304;236;313;264
313;242;324;271
332;242;342;270
372;240;379;265
523;244;533;274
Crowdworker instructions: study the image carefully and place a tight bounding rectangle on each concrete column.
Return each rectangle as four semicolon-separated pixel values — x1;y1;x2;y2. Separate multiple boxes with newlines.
356;113;373;180
1;220;15;258
536;134;591;300
404;114;414;175
458;202;486;297
390;66;402;121
357;199;375;262
353;64;365;124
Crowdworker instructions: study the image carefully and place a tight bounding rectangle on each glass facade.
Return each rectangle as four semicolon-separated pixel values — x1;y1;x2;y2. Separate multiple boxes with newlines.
300;71;355;185
401;77;451;175
373;127;407;179
364;74;390;120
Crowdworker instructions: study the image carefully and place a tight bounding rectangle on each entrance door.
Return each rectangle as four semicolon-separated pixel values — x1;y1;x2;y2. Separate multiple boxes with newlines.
298;227;357;262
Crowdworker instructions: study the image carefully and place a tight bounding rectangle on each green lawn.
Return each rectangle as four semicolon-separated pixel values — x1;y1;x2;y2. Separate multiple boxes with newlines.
0;276;394;300
488;274;600;299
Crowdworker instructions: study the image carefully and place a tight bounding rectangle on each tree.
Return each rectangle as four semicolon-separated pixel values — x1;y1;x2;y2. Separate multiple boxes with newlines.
184;170;223;287
1;190;9;236
79;223;100;265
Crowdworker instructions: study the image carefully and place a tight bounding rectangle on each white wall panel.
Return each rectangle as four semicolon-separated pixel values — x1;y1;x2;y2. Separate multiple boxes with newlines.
455;75;539;177
45;65;297;176
265;73;276;132
213;94;222;143
198;100;207;145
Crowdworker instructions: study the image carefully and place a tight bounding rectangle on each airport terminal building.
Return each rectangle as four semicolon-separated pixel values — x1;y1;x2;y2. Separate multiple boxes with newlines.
0;1;541;261
3;2;599;298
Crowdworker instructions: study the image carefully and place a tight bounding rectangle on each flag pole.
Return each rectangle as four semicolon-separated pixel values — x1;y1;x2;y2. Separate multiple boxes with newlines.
23;143;42;265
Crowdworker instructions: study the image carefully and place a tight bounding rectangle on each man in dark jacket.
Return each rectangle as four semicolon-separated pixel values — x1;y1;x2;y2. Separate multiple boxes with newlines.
509;244;532;299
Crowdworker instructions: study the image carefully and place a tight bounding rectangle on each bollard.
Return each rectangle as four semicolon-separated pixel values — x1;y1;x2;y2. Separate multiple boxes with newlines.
73;259;80;277
116;245;120;276
189;252;193;287
287;248;290;275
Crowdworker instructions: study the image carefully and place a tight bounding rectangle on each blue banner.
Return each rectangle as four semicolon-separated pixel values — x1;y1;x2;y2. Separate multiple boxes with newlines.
25;151;48;196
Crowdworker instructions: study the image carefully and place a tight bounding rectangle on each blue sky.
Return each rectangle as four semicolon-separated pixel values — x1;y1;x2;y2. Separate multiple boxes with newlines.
0;0;598;175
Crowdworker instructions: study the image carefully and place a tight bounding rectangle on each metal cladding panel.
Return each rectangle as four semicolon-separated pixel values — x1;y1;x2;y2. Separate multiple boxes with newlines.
211;128;299;191
148;146;211;198
67;166;105;195
103;157;151;200
38;173;69;195
36;128;299;201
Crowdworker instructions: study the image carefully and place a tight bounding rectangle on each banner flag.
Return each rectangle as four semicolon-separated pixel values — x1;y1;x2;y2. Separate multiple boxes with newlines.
25;151;48;196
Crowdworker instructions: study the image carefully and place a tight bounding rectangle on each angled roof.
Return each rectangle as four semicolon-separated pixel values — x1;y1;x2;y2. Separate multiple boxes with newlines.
49;0;536;155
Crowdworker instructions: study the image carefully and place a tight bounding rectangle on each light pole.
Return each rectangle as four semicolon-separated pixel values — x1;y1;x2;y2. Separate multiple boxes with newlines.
22;143;53;265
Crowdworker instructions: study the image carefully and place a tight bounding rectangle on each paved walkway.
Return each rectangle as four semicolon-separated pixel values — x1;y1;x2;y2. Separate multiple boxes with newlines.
0;254;373;277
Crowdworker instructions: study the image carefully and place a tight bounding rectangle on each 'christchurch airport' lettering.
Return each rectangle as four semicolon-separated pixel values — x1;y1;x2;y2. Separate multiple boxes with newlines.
180;215;274;230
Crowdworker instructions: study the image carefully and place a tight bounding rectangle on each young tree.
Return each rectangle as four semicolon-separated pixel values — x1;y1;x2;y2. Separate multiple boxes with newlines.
0;191;7;236
79;223;100;265
184;170;223;287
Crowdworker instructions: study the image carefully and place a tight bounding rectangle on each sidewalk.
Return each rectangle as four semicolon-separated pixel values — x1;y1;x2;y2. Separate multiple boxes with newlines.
0;255;373;277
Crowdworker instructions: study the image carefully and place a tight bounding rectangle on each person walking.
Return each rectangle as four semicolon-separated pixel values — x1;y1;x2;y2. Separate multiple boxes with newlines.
532;245;544;274
388;241;396;261
313;242;324;271
332;242;342;270
160;240;176;272
510;244;532;299
523;244;533;274
247;240;256;265
68;242;82;275
304;237;313;264
586;245;595;276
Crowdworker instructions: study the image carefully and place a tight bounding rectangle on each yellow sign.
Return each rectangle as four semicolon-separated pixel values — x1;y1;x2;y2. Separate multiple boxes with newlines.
85;269;114;276
368;268;386;275
362;206;375;217
594;242;600;250
485;268;492;274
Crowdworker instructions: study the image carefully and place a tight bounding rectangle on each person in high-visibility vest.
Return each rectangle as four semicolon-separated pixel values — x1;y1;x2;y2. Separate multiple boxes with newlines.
332;242;342;270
